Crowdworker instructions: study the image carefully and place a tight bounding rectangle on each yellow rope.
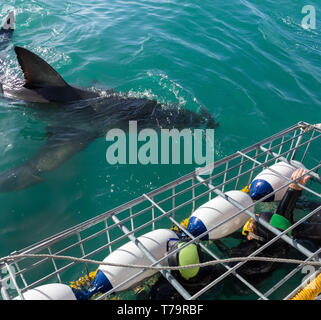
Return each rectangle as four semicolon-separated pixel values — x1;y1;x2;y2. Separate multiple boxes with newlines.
171;217;190;232
241;184;251;194
69;270;97;290
290;272;321;300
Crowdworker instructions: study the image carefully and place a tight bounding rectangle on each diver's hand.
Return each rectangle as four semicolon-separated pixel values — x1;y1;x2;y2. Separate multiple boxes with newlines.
289;168;311;191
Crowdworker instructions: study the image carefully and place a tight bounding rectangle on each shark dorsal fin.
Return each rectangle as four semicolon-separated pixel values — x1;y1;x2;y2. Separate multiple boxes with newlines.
14;46;69;88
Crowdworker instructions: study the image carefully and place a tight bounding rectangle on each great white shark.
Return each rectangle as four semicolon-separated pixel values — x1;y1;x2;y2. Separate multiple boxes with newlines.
0;11;217;192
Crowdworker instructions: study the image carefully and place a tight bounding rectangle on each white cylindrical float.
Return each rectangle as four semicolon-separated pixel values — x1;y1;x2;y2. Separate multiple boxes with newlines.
14;283;77;300
249;160;305;202
75;228;178;299
187;190;254;240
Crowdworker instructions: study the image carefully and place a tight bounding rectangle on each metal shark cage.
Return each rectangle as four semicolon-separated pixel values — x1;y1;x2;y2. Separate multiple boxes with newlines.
1;121;321;300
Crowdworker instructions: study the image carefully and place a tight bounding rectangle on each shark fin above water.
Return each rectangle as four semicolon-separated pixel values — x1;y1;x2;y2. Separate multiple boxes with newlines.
1;46;100;102
14;46;69;89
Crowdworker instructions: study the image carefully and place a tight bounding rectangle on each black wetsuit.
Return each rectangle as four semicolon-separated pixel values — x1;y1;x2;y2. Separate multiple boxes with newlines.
145;241;223;300
292;204;321;245
226;188;302;282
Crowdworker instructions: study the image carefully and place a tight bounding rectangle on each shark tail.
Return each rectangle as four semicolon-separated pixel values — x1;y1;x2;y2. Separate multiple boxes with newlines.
0;11;15;39
1;11;15;31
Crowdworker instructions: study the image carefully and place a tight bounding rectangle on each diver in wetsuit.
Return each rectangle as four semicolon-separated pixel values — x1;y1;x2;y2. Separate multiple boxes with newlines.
145;238;224;300
292;202;321;245
226;168;312;282
145;168;316;299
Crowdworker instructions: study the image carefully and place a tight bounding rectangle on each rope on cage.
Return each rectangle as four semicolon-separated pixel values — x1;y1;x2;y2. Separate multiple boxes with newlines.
290;272;321;300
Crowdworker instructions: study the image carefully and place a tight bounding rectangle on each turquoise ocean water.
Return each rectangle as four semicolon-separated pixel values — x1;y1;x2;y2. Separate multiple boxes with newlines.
1;0;321;299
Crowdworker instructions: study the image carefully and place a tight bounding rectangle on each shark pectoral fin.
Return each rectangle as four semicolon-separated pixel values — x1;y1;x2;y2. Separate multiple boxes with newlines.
0;164;43;193
14;46;69;89
32;126;98;173
0;127;97;192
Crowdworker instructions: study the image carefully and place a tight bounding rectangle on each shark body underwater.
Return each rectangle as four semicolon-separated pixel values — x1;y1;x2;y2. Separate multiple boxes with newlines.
0;12;217;192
